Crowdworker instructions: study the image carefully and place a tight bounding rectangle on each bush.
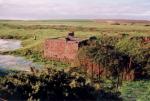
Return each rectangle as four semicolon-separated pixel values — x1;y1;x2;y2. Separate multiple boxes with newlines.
78;36;149;81
0;68;122;101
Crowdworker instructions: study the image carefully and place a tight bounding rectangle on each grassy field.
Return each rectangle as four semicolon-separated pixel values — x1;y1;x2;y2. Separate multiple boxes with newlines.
0;20;150;67
0;20;149;49
0;20;150;100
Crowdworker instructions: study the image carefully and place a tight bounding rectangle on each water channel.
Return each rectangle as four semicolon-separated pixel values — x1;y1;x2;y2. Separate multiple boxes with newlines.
0;39;42;73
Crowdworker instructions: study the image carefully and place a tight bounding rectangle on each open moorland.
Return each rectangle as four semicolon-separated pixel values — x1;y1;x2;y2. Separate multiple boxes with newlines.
0;20;150;101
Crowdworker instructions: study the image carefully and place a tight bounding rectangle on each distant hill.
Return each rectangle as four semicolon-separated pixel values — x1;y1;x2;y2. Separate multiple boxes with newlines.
95;19;150;24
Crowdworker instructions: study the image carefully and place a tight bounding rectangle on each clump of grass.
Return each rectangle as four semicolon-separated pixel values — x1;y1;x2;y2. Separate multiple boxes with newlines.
120;81;150;101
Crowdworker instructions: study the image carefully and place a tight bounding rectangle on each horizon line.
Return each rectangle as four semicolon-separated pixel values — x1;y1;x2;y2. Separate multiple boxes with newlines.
0;18;150;21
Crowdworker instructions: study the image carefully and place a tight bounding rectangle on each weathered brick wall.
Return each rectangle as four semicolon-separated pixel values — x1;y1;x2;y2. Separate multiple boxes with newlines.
144;37;150;43
79;59;104;76
44;38;106;77
44;38;136;80
79;58;135;80
44;39;79;61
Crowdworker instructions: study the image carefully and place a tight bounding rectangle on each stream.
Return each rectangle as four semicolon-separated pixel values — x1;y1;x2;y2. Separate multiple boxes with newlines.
0;39;42;73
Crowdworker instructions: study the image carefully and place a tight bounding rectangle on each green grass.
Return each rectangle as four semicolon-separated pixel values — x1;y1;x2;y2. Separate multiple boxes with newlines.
1;20;150;33
120;80;150;101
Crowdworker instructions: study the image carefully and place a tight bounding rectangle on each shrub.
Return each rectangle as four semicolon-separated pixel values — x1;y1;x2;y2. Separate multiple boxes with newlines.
0;68;122;101
78;36;149;82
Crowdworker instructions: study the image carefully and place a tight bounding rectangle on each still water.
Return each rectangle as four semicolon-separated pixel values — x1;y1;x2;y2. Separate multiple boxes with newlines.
0;39;42;72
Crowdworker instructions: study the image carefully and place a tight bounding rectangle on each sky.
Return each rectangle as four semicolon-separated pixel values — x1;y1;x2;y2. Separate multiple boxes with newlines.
0;0;150;20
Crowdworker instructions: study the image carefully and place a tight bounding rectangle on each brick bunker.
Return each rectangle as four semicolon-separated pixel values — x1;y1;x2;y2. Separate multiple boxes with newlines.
44;37;102;75
43;33;145;81
44;37;133;80
44;38;79;62
43;35;102;78
44;32;86;62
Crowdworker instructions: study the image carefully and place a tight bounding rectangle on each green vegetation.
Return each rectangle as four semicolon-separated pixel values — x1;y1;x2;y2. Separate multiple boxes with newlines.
0;67;122;101
0;20;150;100
120;81;150;101
78;36;150;101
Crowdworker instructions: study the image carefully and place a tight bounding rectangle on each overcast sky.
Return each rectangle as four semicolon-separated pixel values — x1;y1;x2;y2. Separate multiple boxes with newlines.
0;0;150;20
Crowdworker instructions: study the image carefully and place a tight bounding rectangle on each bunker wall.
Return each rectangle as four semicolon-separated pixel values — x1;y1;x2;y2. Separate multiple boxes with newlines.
44;39;79;61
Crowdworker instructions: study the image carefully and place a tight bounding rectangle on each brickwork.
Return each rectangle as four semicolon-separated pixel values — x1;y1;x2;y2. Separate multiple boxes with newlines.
44;38;113;78
44;38;137;80
44;39;79;61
